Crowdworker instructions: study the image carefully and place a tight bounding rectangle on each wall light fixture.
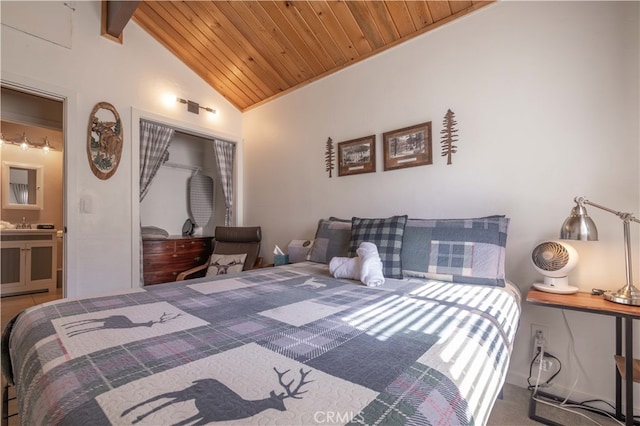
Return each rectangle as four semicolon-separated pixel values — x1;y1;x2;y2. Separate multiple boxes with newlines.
176;97;216;116
0;132;55;152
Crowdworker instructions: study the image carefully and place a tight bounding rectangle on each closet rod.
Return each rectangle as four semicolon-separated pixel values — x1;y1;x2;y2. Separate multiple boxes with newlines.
162;161;201;173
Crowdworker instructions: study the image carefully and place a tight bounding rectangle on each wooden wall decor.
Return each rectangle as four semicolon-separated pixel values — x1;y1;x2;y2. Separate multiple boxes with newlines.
440;109;459;165
87;102;123;180
325;137;335;178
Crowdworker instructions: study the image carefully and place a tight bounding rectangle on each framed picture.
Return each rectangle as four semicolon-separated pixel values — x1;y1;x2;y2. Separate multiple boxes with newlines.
337;135;376;176
383;121;432;171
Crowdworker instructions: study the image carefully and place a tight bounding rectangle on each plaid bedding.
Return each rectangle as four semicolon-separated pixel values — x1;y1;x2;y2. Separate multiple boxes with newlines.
4;262;520;425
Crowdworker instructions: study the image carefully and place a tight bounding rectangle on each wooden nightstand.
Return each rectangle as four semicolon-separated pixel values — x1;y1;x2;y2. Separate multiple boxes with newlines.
526;288;640;426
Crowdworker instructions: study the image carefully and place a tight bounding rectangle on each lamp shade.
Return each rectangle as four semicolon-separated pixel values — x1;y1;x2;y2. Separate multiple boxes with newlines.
560;204;598;241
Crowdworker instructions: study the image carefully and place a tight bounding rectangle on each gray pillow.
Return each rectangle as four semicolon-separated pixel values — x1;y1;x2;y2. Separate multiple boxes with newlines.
308;219;352;264
141;226;169;240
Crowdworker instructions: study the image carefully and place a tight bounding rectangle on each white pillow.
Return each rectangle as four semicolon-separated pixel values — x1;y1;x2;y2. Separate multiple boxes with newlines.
206;253;247;276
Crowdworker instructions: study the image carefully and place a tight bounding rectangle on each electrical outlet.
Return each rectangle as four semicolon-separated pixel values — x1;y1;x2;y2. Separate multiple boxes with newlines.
531;324;549;365
540;358;553;373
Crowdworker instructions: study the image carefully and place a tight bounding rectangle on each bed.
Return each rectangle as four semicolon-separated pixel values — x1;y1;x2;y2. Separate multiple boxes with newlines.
3;215;521;425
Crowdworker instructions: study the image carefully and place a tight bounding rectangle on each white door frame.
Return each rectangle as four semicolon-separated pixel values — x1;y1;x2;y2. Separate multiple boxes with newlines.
130;107;242;287
1;71;78;298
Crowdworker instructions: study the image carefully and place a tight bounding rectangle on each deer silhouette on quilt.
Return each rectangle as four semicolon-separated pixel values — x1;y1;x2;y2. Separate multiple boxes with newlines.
62;312;182;337
121;367;313;425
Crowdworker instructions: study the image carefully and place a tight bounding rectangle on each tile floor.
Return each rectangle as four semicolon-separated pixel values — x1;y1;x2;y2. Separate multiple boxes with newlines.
1;288;63;426
1;288;62;329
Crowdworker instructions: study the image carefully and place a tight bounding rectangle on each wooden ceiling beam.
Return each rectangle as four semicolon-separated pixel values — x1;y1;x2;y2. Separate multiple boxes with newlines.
102;0;141;43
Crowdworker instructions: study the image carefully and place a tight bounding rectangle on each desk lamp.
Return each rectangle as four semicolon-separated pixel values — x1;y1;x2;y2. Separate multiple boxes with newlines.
560;196;640;306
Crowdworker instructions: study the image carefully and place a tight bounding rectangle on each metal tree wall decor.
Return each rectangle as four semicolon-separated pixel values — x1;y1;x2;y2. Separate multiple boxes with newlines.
325;137;335;177
87;102;123;179
440;109;459;165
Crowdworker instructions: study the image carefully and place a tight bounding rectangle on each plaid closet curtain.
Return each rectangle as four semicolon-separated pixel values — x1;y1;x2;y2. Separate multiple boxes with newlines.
213;139;235;226
139;120;174;284
140;120;175;201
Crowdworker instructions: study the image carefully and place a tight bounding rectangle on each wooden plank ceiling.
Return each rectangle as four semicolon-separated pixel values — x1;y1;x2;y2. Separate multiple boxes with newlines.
132;1;492;111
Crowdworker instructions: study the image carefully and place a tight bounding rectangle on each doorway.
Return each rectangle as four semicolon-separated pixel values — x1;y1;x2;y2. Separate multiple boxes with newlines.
0;86;65;300
132;109;240;287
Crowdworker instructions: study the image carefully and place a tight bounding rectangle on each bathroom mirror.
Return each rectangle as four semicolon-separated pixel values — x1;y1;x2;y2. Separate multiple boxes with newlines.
2;161;44;210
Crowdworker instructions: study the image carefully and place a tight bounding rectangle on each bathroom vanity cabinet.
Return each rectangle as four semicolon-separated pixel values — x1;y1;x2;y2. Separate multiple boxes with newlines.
1;229;57;296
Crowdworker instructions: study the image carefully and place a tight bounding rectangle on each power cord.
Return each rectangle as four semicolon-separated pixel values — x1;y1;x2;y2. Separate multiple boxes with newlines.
532;395;619;426
527;346;561;390
527;343;616;426
528;310;631;426
578;399;640;420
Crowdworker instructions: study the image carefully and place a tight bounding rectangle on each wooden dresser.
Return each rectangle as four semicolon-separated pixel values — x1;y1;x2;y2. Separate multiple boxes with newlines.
142;235;213;285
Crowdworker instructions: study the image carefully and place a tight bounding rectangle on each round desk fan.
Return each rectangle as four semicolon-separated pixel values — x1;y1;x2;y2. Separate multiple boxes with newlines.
531;241;579;294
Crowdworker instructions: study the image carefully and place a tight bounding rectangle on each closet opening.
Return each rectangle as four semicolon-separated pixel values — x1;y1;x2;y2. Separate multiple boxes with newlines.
139;123;235;286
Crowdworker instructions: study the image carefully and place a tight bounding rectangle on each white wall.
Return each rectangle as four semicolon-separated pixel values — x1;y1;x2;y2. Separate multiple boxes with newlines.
1;1;243;297
243;1;640;412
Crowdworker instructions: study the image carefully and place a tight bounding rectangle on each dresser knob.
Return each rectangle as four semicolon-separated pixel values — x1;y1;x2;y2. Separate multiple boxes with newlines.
172;271;177;276
172;254;177;258
194;256;201;262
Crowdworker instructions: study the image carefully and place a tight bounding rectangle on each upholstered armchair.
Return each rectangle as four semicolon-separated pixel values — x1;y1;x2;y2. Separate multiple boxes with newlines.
176;226;263;281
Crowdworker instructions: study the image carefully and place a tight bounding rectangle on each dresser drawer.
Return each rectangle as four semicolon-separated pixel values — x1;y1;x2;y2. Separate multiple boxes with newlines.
176;239;211;255
142;240;176;255
143;254;206;272
143;271;180;285
142;236;213;285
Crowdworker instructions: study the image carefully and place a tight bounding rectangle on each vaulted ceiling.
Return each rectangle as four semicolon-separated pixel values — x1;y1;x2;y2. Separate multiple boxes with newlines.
123;1;493;111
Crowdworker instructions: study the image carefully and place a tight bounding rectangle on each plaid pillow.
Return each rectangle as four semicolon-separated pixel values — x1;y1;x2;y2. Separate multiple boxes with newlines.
348;215;408;278
401;216;509;286
308;219;352;264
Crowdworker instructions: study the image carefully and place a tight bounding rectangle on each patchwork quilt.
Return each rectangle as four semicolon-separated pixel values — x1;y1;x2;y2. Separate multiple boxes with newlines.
4;262;521;425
